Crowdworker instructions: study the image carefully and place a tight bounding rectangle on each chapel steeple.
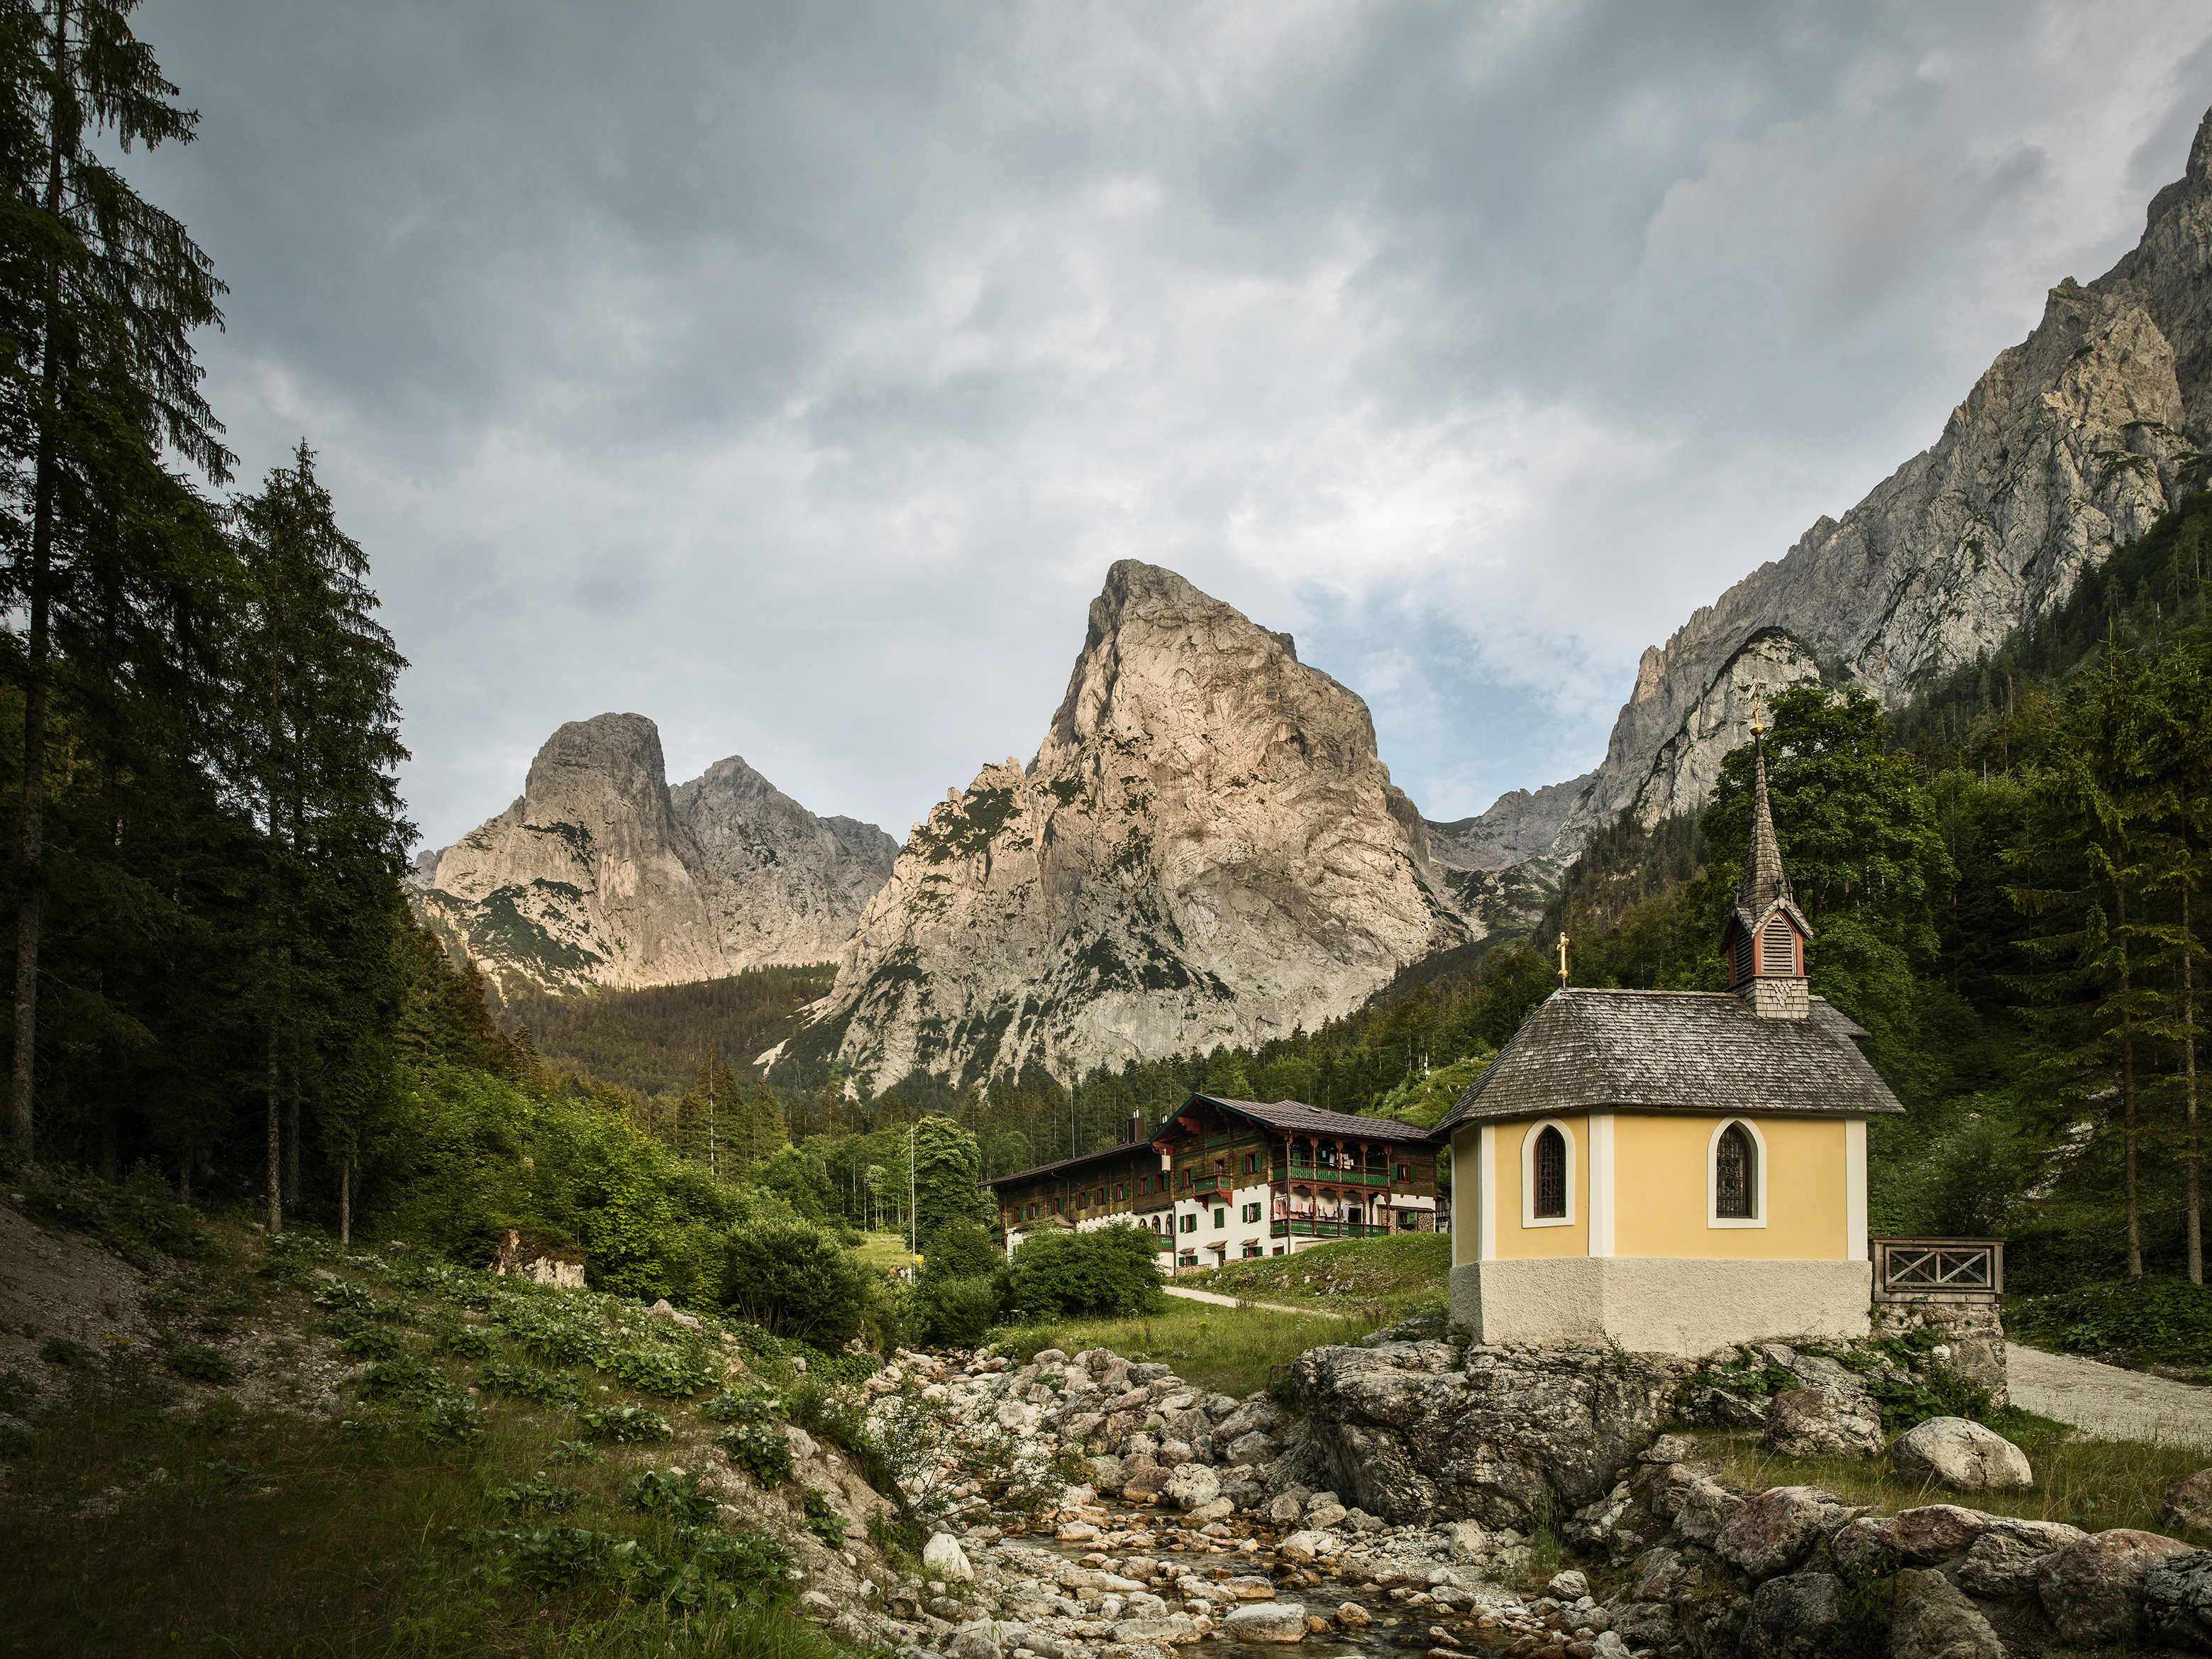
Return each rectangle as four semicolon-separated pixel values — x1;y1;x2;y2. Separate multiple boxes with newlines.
1721;707;1812;1018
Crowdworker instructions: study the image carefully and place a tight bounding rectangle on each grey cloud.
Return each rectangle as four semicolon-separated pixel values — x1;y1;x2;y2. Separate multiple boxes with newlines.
126;0;2212;847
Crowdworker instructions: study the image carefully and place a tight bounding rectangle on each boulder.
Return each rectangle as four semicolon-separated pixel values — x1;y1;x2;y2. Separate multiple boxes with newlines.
1110;1615;1198;1645
1333;1602;1371;1628
1303;1502;1347;1529
1652;1463;1747;1544
1693;1387;1772;1428
1292;1340;1679;1528
1612;1602;1678;1649
1122;1464;1173;1501
2035;1527;2197;1647
1227;1431;1279;1467
949;1622;1002;1659
1828;1516;1897;1577
1891;1504;1985;1564
1214;1399;1279;1443
1888;1567;2004;1659
1277;1531;1331;1565
2145;1548;2212;1653
1744;1571;1864;1658
1714;1485;1861;1581
1546;1569;1590;1599
1762;1387;1885;1458
1952;1519;2086;1599
1220;1602;1309;1643
1642;1433;1697;1464
1889;1418;2032;1492
923;1533;975;1582
2165;1470;2212;1534
1184;1497;1235;1524
1445;1520;1487;1562
1163;1462;1221;1511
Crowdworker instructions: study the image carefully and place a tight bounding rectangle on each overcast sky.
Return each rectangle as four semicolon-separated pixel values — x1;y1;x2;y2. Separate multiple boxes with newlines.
131;1;2212;851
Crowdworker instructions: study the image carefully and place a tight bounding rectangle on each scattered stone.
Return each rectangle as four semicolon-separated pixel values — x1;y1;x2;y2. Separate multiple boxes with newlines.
1890;1504;1986;1564
1827;1516;1896;1577
1276;1531;1329;1565
1888;1567;2003;1659
1744;1571;1865;1658
1952;1519;2085;1600
1760;1387;1884;1459
2035;1528;2197;1647
1163;1463;1220;1512
1889;1418;2032;1492
1333;1603;1370;1628
1545;1570;1588;1600
2164;1470;2212;1534
1220;1602;1309;1643
1640;1433;1696;1464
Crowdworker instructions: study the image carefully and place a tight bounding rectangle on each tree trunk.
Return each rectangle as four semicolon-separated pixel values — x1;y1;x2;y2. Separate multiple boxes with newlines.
2187;886;2203;1286
11;6;71;1154
265;991;282;1235
284;1012;300;1206
339;1150;351;1248
2120;889;2141;1279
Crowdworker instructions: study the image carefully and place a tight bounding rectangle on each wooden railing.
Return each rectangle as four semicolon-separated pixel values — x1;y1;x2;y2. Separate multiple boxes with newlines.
1870;1237;2003;1303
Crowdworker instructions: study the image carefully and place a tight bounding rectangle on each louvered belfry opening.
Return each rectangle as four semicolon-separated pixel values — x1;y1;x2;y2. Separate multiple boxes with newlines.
1534;1125;1566;1218
1716;1123;1755;1218
1759;915;1796;976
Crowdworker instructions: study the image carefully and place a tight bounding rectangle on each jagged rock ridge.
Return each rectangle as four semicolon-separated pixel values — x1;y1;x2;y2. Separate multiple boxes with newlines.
1533;107;2212;856
798;561;1473;1094
411;715;897;992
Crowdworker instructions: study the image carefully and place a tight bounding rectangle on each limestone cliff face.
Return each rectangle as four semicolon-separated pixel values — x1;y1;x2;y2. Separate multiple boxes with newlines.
804;561;1469;1093
1542;108;2212;852
671;757;900;971
413;715;895;992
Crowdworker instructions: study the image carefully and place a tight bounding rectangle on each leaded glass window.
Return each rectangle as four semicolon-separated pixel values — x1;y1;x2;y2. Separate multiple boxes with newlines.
1534;1126;1566;1219
1717;1123;1756;1218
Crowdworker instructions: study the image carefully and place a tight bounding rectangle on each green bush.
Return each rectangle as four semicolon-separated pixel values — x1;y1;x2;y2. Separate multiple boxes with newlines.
721;1219;870;1346
800;1487;848;1545
489;1475;582;1513
417;1395;487;1443
720;1420;795;1485
1005;1223;1166;1319
915;1274;1003;1348
577;1404;673;1443
477;1361;583;1406
2008;1275;2212;1365
919;1218;1001;1283
165;1342;238;1384
624;1467;721;1526
604;1342;716;1398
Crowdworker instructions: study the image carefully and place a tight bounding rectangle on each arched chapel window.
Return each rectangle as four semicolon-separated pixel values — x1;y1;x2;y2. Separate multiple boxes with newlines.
1716;1123;1757;1219
1533;1126;1566;1219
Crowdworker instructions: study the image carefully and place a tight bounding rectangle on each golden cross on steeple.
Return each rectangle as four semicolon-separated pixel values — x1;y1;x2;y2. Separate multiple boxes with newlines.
1749;690;1766;737
1557;932;1570;986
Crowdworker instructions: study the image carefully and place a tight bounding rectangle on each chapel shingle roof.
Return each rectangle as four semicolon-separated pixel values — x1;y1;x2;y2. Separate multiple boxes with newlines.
1433;987;1904;1132
1177;1095;1437;1145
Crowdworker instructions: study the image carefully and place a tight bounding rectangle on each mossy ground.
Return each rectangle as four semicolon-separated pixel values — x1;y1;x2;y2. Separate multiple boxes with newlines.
990;1298;1380;1398
0;1218;864;1659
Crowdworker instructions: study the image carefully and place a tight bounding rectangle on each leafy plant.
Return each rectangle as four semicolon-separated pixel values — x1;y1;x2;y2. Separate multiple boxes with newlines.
578;1404;673;1443
624;1467;721;1526
719;1421;795;1486
338;1323;404;1360
477;1361;582;1406
488;1474;582;1514
800;1486;848;1545
165;1342;239;1384
604;1343;714;1398
431;1321;495;1360
310;1279;376;1313
703;1385;782;1425
200;1458;272;1490
360;1355;443;1401
417;1395;487;1443
0;1369;33;1415
550;1438;603;1465
38;1337;91;1369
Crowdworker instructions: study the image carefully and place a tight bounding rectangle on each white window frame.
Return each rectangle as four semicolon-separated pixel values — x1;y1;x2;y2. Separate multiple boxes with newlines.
1707;1117;1769;1229
1520;1118;1576;1229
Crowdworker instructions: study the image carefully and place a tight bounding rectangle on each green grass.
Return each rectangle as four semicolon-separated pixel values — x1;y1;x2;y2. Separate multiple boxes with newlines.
0;1226;870;1658
1176;1232;1451;1321
1684;1418;2212;1545
853;1233;919;1272
992;1298;1380;1397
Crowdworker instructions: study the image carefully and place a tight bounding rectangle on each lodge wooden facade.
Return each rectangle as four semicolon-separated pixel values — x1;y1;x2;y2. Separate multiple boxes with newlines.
982;1096;1442;1270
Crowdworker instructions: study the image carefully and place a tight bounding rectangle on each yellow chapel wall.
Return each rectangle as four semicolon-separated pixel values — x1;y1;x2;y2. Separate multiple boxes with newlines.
1611;1113;1848;1260
1488;1114;1589;1259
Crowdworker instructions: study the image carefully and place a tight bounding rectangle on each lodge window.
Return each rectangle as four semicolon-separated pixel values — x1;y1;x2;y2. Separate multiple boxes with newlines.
1244;1153;1258;1174
1242;1242;1263;1259
1710;1120;1764;1225
1213;1208;1227;1229
1395;1162;1409;1181
1242;1202;1261;1223
1180;1213;1195;1233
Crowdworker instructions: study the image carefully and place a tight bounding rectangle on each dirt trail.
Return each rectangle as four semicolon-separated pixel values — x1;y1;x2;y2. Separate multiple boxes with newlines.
2006;1343;2212;1450
1161;1284;1310;1317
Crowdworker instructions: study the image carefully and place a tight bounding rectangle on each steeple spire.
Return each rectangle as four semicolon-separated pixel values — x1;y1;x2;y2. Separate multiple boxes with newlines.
1722;698;1812;1018
1736;726;1793;923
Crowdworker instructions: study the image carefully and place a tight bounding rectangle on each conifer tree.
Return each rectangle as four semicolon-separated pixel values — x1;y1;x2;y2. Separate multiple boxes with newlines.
0;0;231;1152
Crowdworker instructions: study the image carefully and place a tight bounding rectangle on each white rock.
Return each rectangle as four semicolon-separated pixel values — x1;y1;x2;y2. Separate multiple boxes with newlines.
924;1533;976;1582
1221;1602;1309;1643
1890;1418;2033;1491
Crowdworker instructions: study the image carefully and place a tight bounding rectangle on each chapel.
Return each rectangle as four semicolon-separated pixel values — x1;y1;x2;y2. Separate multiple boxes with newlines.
1433;719;1905;1354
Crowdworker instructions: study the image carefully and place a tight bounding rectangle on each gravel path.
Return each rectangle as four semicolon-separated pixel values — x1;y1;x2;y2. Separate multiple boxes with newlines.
2006;1343;2212;1449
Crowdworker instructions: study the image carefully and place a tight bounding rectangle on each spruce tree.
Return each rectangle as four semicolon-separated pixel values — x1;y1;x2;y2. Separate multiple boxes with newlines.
0;0;231;1152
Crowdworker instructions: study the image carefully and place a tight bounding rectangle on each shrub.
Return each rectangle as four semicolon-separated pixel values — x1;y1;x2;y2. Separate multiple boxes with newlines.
703;1386;782;1425
915;1274;1003;1348
0;1369;31;1414
417;1395;487;1443
721;1220;871;1346
800;1486;848;1545
604;1342;715;1398
2008;1275;2212;1366
489;1475;582;1513
361;1354;443;1401
165;1342;239;1383
432;1321;495;1360
1005;1224;1166;1319
920;1218;1001;1284
478;1362;583;1406
625;1467;721;1526
578;1404;673;1443
720;1420;795;1486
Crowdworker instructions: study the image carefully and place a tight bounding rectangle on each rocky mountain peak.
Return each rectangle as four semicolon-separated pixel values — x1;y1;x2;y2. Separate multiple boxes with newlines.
794;562;1469;1093
414;717;896;993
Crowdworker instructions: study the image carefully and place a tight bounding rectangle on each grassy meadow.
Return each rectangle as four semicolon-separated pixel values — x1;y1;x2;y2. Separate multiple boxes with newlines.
1173;1232;1451;1322
990;1297;1381;1398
